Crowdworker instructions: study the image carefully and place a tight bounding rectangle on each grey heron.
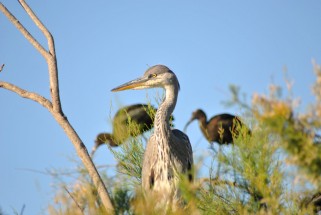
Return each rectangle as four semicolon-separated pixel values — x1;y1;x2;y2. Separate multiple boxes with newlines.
111;65;193;203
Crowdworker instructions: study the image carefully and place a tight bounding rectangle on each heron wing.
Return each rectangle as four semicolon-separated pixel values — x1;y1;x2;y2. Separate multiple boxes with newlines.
141;135;158;190
171;129;194;181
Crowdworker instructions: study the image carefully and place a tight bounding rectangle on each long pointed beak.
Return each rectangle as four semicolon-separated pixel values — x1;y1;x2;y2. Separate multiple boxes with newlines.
183;118;195;132
111;76;149;92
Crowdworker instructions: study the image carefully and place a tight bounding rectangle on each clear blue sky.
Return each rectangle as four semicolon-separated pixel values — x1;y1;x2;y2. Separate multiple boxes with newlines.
1;1;321;214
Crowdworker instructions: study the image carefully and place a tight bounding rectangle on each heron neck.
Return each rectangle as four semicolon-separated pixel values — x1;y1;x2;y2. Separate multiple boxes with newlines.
154;85;178;133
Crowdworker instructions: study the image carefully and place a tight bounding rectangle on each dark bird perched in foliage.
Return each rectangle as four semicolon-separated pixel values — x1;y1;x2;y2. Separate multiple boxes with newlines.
184;109;249;145
91;104;156;156
112;65;193;205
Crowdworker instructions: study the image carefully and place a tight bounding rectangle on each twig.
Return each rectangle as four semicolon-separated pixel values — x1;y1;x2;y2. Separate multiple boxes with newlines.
200;177;247;190
0;81;53;110
63;186;85;215
17;0;61;113
20;204;25;215
0;3;49;59
18;0;55;56
16;164;116;177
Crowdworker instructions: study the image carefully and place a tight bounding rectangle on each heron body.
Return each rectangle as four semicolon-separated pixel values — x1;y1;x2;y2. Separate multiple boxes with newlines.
91;104;156;156
185;109;246;145
112;65;193;202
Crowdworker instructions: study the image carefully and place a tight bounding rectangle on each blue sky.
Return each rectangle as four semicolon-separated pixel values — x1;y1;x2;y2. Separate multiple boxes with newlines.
1;1;321;214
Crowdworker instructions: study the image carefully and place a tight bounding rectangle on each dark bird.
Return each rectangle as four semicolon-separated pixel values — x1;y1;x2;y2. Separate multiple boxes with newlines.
112;65;193;204
184;109;248;145
92;104;156;156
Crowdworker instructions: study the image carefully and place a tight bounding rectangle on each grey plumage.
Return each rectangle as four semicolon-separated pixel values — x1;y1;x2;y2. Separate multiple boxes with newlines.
112;65;193;202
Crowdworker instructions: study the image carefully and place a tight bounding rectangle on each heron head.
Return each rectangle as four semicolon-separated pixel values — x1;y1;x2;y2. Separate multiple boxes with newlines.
111;65;180;92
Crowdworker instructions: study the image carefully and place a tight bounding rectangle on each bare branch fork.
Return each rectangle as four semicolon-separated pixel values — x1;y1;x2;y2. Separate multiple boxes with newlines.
0;1;114;212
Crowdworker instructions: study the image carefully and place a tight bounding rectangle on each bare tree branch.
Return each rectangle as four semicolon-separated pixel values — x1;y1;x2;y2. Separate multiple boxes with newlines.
20;204;26;215
18;0;55;56
0;3;49;59
0;81;53;110
17;0;61;113
0;1;114;212
52;113;114;211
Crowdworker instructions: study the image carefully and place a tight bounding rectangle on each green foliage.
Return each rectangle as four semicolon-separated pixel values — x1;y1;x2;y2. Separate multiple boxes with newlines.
110;138;144;183
48;63;321;214
109;104;156;183
111;186;132;214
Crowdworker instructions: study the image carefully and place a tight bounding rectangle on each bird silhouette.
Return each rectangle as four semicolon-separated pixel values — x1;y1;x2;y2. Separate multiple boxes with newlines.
91;104;156;156
184;109;248;145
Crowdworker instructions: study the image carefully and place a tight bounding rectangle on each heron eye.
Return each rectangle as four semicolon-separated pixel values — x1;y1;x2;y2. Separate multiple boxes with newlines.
149;74;157;78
